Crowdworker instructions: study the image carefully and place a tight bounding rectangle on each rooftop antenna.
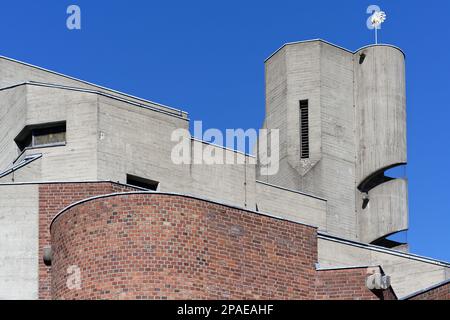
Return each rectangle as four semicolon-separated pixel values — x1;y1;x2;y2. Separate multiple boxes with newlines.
367;6;387;44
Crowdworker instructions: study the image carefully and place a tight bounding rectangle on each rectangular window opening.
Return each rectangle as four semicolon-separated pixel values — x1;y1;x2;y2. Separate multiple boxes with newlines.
300;100;309;159
126;174;159;191
15;122;66;151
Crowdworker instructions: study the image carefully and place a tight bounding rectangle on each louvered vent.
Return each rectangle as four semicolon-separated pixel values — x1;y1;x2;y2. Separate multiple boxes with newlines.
300;100;309;159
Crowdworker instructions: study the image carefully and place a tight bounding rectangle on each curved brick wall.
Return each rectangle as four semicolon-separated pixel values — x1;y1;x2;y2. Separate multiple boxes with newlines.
50;193;318;300
39;182;140;299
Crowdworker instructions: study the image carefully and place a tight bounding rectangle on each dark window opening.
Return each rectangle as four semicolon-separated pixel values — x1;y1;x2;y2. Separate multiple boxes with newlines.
300;100;309;159
15;122;66;151
127;174;159;191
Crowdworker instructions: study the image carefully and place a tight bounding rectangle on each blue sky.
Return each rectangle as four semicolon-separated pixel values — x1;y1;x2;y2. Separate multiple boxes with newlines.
1;1;449;261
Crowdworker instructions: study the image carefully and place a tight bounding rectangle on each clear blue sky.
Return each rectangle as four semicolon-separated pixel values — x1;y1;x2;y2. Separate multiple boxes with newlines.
1;1;449;261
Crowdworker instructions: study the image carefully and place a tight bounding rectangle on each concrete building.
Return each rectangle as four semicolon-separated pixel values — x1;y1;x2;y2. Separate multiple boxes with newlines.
0;39;448;300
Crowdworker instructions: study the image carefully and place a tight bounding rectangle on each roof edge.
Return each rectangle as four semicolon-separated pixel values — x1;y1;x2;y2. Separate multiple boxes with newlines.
0;55;189;117
264;39;405;62
0;81;189;120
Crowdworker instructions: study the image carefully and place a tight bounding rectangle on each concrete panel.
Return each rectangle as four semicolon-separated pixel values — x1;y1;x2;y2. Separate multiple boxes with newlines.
0;86;27;171
97;95;256;210
255;181;326;230
318;237;371;266
360;178;408;243
97;94;189;186
354;46;407;185
0;84;98;182
189;140;256;210
0;184;39;299
25;85;98;181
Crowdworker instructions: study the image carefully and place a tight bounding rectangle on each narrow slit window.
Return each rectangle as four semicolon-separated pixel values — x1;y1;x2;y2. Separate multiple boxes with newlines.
300;100;309;159
127;174;159;191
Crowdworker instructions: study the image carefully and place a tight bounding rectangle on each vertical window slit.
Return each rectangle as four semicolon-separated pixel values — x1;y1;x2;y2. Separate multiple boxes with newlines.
300;100;309;159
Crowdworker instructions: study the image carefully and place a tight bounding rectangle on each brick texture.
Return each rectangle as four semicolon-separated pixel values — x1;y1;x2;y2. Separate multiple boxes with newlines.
315;268;396;300
408;282;450;300
38;182;138;299
48;191;393;300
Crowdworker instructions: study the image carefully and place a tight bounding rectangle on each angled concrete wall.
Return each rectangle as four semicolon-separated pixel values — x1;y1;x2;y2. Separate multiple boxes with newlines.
255;181;327;230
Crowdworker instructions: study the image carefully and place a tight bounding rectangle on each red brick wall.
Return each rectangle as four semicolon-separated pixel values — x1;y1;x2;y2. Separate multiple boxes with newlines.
409;282;450;300
50;193;318;300
49;192;393;300
315;268;396;300
38;182;138;299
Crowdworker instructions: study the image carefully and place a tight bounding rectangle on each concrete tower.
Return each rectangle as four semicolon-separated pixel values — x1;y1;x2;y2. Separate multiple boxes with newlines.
258;40;408;246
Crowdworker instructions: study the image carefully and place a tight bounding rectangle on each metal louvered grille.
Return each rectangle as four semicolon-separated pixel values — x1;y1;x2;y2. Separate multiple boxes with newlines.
300;100;309;159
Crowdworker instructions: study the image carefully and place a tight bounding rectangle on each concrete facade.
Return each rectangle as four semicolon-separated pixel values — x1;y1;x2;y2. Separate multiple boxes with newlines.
0;39;448;300
258;41;408;243
0;184;39;299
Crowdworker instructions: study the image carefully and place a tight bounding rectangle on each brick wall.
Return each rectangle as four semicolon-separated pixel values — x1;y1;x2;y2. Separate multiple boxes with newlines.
38;182;138;299
315;268;396;300
409;282;450;300
49;192;392;300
